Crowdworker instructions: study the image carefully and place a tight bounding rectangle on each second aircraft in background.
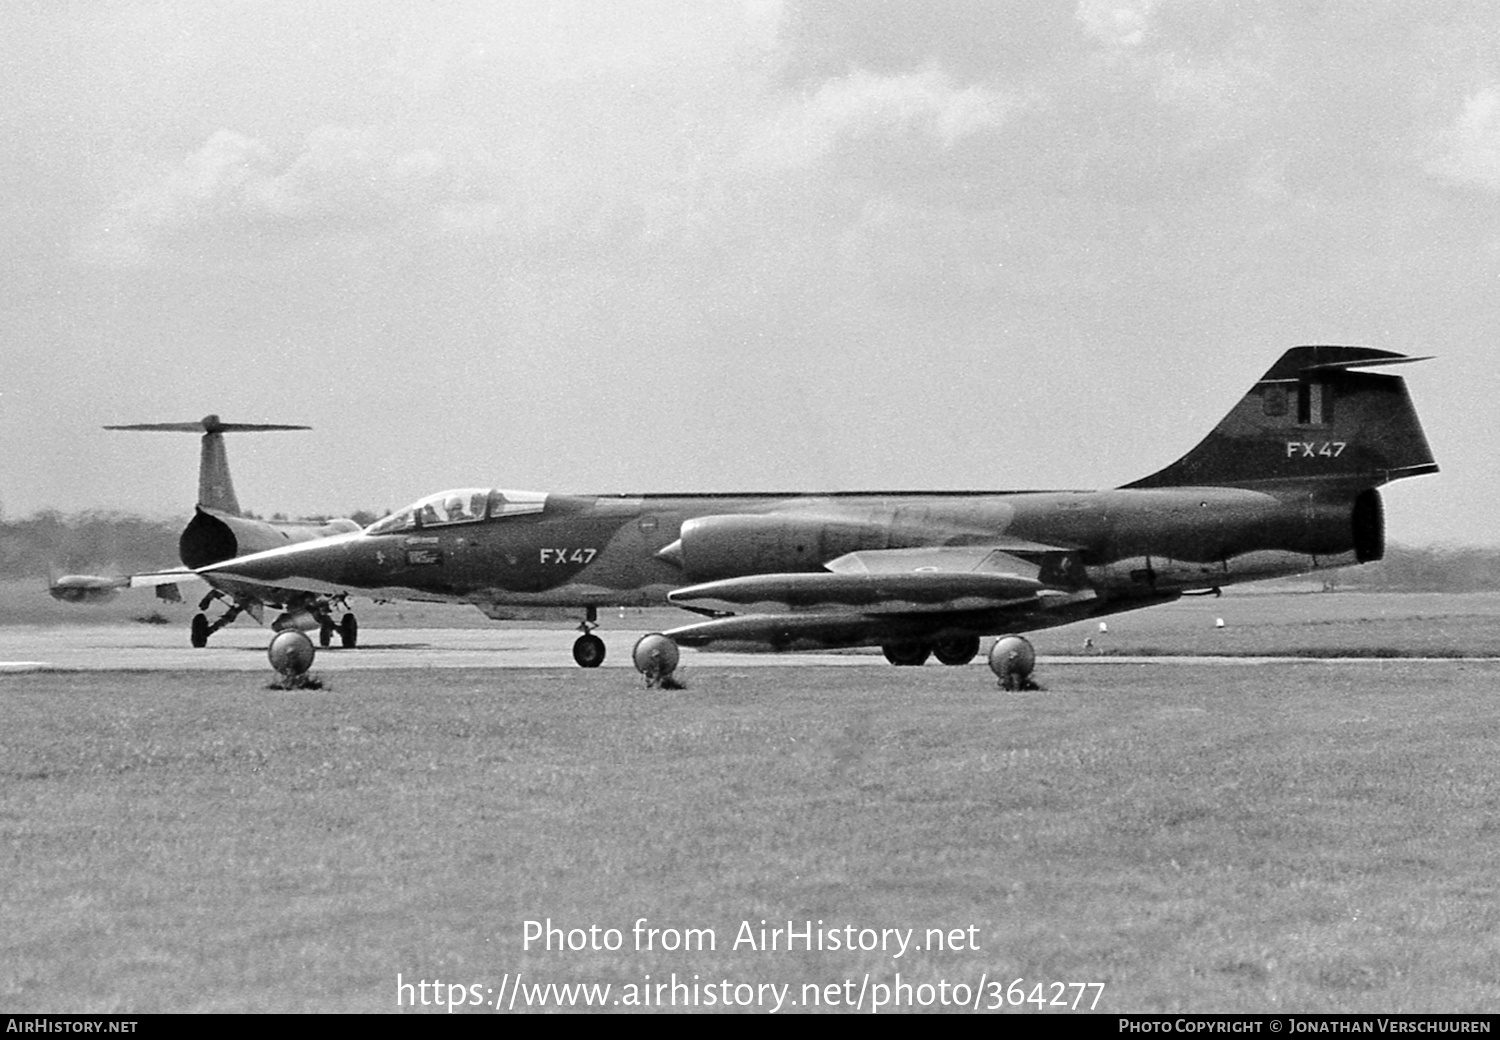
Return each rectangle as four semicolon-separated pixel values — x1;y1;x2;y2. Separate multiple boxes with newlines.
49;416;364;648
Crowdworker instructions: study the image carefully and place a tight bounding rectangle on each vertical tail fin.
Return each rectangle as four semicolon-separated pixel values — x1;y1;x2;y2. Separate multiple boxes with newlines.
1125;346;1438;490
103;416;312;516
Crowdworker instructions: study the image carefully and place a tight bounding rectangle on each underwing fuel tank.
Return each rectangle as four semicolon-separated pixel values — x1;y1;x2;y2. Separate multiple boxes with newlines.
670;571;1043;614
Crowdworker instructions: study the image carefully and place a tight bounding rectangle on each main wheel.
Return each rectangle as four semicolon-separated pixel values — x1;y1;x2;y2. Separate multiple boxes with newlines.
573;633;606;668
933;634;980;666
881;641;931;666
339;614;359;649
190;613;210;648
319;621;334;647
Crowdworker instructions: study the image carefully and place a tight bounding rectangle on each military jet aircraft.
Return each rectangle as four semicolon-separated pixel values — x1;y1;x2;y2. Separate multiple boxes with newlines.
186;346;1437;684
48;416;363;648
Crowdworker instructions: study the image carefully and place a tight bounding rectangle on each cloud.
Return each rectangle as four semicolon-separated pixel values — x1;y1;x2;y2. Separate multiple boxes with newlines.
73;4;785;268
1428;87;1500;191
85;58;1017;270
1076;0;1160;51
122;130;274;232
81;125;509;264
747;68;1015;173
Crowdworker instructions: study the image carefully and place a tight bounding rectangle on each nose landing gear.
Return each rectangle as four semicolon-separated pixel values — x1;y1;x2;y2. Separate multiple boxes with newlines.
573;606;606;667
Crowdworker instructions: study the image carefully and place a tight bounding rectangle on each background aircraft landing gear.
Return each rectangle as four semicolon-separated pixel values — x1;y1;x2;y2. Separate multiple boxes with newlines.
191;589;230;647
190;600;247;647
312;596;358;649
882;641;932;666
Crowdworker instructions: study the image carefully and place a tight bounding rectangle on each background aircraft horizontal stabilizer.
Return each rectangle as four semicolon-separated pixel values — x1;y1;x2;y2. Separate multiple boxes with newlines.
103;417;311;434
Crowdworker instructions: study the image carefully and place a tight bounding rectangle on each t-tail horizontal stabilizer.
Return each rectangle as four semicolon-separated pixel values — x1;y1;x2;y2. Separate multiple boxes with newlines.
104;415;312;516
1125;346;1437;490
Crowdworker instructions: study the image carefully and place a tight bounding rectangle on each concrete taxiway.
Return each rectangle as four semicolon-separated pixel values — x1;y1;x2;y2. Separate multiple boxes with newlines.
0;624;1470;673
0;624;882;672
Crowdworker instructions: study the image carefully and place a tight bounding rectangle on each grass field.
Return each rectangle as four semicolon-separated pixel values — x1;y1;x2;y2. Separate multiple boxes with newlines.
1027;590;1500;659
4;654;1500;1013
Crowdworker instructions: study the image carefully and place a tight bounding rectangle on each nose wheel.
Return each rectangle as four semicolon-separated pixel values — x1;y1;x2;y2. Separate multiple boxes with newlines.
573;633;606;668
572;606;606;667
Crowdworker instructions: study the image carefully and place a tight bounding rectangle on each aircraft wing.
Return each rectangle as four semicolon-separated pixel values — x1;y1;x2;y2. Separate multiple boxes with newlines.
663;544;1092;651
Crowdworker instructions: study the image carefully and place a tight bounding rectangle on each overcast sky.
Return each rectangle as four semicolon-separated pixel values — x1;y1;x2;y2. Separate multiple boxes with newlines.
3;1;1497;544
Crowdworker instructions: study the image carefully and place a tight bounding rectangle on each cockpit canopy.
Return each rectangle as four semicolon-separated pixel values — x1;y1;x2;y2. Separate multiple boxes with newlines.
365;488;547;535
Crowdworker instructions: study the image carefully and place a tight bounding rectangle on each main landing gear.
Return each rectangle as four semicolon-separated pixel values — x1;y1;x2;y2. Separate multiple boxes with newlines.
573;606;606;668
304;594;359;649
879;635;981;667
879;634;1039;688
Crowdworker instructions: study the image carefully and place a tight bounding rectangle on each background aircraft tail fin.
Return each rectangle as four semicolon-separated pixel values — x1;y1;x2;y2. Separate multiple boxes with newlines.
1124;346;1438;490
103;415;311;516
